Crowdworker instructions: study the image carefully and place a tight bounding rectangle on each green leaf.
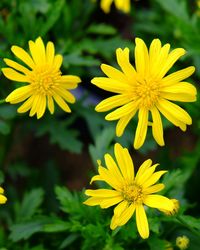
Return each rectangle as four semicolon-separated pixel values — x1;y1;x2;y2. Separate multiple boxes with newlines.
147;234;166;250
59;234;79;249
178;215;200;231
40;0;65;36
16;188;44;221
42;220;70;233
87;23;117;35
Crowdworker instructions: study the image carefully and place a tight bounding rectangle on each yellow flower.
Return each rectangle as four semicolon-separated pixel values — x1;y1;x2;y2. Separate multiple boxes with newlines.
91;38;196;149
0;187;7;204
100;0;130;13
176;235;190;250
84;143;174;239
2;37;81;119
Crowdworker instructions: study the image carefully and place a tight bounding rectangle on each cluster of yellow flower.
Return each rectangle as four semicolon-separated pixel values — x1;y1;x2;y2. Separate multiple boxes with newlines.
0;30;196;247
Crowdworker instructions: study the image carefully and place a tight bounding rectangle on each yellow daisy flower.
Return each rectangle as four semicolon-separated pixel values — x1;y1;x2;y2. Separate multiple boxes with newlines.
84;143;174;239
91;38;196;149
100;0;130;13
2;37;81;119
0;187;7;204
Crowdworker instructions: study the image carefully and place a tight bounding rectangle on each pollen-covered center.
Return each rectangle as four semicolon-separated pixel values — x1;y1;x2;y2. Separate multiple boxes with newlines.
122;183;144;204
134;78;160;109
29;65;61;95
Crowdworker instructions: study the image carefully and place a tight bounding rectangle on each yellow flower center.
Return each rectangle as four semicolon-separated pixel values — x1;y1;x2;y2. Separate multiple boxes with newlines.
29;65;61;95
134;78;160;109
122;183;144;205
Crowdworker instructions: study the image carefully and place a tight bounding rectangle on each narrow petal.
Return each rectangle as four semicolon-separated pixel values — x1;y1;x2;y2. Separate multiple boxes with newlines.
136;205;149;239
17;95;35;113
0;195;7;204
134;108;148;149
144;183;165;194
100;196;123;208
136;163;159;186
35;37;46;64
114;143;134;183
91;77;129;94
161;66;195;87
54;88;75;104
149;39;162;67
143;170;167;188
104;154;124;183
95;94;130;112
11;45;35;69
135;159;152;180
47;96;54;114
117;204;136;226
161;82;197;102
2;68;28;82
151;107;164;146
4;58;30;75
113;200;129;217
105;101;138;121
29;95;40;117
101;63;128;83
135;38;149;75
157;48;186;79
6;86;32;104
60;75;81;89
116;48;136;81
85;189;120;197
157;99;192;125
53;94;71;113
100;0;113;13
46;41;55;66
36;95;46;119
116;110;137;137
90;175;102;184
53;54;63;69
144;194;174;211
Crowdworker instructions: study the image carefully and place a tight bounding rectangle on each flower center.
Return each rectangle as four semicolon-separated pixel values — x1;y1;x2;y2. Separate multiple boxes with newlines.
29;65;61;95
134;78;160;109
122;183;144;205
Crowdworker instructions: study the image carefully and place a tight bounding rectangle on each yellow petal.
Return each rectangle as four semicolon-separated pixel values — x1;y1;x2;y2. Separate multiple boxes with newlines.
83;197;103;206
114;143;134;183
158;48;186;79
29;95;40;117
0;195;7;204
134;108;148;149
11;45;35;69
54;88;75;104
117;204;136;226
90;175;102;184
157;99;192;125
100;196;123;208
135;159;152;179
95;94;129;112
143;170;167;188
136;163;159;186
116;110;136;137
101;63;128;83
2;68;28;82
53;54;63;69
161;82;197;102
100;0;113;13
60;75;81;89
0;187;4;194
6;86;32;104
85;189;120;197
144;183;165;194
135;38;149;75
136;205;149;239
116;48;136;80
105;101;138;121
151;106;164;146
17;95;35;113
144;194;174;211
36;95;46;119
104;153;124;183
35;37;46;64
113;200;128;217
149;39;162;67
161;66;195;87
4;58;30;75
46;41;55;66
91;77;129;94
47;95;54;114
53;94;71;113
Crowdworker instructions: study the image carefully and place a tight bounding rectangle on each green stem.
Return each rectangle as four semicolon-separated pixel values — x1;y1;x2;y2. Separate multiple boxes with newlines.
0;99;5;104
176;215;200;237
